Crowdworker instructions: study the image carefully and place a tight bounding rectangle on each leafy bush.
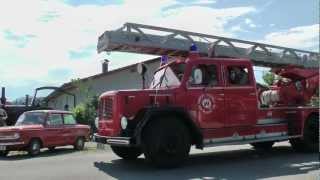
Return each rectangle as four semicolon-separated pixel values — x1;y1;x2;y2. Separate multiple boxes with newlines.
72;95;98;125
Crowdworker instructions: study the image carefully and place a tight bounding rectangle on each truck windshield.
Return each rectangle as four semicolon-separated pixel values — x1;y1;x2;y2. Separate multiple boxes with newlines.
15;112;46;126
151;63;186;89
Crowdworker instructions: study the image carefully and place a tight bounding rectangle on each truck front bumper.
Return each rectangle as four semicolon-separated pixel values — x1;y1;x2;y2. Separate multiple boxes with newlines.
94;133;132;146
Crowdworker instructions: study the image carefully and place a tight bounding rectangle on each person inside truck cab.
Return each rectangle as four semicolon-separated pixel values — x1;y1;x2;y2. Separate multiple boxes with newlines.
189;64;218;87
228;66;249;85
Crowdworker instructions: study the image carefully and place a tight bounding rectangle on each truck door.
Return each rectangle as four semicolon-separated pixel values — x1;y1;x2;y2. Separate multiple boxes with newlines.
186;62;225;129
223;62;257;127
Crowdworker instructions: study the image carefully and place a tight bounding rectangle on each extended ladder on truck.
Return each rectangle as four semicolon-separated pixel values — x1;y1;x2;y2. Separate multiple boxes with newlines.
97;22;319;68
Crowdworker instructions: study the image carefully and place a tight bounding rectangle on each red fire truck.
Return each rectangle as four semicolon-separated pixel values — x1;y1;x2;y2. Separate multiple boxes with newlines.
94;23;319;168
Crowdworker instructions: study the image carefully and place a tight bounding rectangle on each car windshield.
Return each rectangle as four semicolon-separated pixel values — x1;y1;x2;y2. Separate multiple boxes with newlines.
150;63;186;89
15;112;46;126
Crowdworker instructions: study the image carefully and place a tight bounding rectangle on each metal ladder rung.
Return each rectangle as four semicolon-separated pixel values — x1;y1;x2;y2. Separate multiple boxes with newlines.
97;23;319;68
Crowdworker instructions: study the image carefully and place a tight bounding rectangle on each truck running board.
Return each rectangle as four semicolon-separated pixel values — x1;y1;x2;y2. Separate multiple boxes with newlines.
97;23;319;68
203;132;301;148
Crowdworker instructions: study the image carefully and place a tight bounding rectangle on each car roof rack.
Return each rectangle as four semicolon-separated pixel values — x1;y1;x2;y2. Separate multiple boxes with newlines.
97;22;319;68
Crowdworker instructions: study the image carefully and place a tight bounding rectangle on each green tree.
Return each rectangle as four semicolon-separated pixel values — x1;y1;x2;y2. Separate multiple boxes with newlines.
262;72;275;86
70;78;98;125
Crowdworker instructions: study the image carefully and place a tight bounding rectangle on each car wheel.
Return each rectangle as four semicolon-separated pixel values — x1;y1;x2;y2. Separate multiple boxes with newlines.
48;147;56;152
250;141;274;150
0;151;9;157
142;117;191;168
28;139;41;156
111;146;142;160
74;137;85;150
290;114;319;152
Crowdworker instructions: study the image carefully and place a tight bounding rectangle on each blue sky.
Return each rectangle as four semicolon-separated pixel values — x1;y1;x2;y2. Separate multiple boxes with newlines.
0;0;318;101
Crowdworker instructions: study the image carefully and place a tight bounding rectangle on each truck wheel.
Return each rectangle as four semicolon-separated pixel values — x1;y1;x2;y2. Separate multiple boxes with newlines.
0;151;9;157
111;146;142;160
74;137;85;150
250;141;274;150
290;114;319;152
28;139;41;156
142;117;191;168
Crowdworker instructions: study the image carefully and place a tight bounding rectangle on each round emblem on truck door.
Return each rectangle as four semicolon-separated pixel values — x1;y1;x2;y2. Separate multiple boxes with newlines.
198;94;215;114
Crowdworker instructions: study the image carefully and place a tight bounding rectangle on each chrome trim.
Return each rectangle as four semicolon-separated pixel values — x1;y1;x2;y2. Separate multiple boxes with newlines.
0;136;20;141
149;94;172;96
255;123;287;127
0;142;25;146
224;86;254;89
204;132;302;148
0;137;19;141
259;106;317;110
285;111;297;114
106;139;130;145
187;87;224;90
256;118;287;125
94;134;131;146
204;135;301;148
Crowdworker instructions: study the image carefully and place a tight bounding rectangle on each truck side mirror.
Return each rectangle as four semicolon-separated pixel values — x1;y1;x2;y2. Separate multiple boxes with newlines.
137;63;147;76
137;63;148;89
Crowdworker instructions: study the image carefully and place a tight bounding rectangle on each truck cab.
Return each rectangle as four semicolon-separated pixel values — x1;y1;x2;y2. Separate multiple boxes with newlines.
94;51;319;168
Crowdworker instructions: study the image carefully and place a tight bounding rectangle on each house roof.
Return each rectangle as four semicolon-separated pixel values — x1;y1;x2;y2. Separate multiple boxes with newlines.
45;57;160;101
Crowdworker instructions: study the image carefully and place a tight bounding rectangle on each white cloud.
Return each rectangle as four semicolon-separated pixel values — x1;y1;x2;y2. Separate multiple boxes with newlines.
0;0;256;99
230;25;243;32
192;0;216;5
244;18;256;28
263;24;319;51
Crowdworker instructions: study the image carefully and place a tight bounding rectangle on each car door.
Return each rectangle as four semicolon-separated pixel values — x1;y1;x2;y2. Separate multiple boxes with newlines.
223;62;258;127
62;113;78;145
44;113;65;146
185;61;225;129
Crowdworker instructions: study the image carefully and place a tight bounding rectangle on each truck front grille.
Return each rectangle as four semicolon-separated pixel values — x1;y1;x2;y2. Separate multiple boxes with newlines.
103;97;113;119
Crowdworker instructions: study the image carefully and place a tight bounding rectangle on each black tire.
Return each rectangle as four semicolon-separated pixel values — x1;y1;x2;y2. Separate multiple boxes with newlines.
74;137;85;150
290;114;319;152
142;117;191;168
251;141;274;150
111;146;142;160
48;147;56;152
0;151;9;157
28;139;41;156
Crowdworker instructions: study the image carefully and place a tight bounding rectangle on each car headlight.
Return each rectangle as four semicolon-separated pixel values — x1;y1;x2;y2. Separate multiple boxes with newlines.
12;132;20;139
0;132;20;140
120;116;128;130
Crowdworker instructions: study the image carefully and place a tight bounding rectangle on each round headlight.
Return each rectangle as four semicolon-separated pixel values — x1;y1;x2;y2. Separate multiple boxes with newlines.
94;117;99;129
120;116;128;130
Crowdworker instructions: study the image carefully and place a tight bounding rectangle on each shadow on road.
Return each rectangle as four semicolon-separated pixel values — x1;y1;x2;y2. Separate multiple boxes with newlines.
93;145;319;180
0;147;83;161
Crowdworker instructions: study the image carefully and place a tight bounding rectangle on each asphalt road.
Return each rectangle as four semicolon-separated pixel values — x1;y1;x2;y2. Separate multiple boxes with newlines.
0;142;319;180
